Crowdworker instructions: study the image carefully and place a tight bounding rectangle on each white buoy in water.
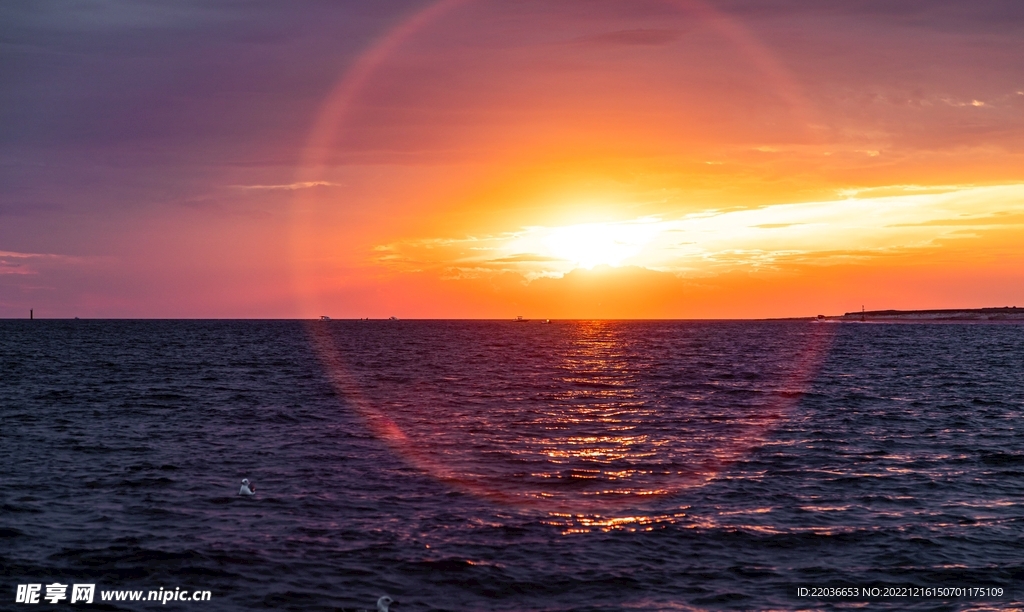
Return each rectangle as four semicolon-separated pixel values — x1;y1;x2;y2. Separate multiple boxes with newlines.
239;478;255;496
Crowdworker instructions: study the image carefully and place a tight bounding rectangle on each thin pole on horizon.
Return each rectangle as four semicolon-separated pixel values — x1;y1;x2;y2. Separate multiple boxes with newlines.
30;309;33;320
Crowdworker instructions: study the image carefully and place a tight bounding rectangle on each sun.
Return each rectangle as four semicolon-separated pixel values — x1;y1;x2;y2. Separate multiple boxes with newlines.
525;219;663;270
543;223;643;268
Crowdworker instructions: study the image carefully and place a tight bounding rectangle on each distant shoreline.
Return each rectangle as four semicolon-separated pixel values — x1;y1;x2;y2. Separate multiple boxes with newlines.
815;307;1024;322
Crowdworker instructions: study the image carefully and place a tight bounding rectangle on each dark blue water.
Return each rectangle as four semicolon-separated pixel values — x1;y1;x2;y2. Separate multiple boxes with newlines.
2;320;1022;611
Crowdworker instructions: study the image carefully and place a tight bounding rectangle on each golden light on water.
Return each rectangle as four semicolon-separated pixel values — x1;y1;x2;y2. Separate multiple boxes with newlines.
308;314;836;514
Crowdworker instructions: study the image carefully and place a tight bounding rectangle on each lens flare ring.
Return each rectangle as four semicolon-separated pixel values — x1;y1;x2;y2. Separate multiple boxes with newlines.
293;0;829;512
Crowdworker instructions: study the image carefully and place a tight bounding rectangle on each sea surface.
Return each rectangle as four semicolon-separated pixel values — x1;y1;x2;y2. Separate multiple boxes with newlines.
2;320;1022;611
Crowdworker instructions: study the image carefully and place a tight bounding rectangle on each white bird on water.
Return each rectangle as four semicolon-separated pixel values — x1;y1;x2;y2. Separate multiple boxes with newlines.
238;478;255;496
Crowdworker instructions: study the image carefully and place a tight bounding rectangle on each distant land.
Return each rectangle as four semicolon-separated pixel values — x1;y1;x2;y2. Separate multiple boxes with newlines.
816;307;1024;322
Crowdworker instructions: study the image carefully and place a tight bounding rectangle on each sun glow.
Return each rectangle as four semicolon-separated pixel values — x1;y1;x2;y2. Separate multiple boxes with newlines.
374;184;1024;279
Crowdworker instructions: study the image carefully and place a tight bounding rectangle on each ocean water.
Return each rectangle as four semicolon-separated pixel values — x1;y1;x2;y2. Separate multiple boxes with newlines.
1;320;1022;611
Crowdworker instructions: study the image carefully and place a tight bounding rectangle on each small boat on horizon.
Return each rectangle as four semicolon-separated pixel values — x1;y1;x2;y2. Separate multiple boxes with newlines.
320;315;331;321
389;316;399;321
514;316;529;322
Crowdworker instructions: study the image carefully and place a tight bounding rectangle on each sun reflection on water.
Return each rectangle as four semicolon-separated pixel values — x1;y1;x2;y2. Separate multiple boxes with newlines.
309;320;835;513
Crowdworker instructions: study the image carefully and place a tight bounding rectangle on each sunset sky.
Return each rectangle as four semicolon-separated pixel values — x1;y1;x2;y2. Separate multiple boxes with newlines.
3;0;1023;318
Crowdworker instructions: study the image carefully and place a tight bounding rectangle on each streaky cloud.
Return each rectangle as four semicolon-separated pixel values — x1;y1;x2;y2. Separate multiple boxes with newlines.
0;250;93;275
230;181;339;190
